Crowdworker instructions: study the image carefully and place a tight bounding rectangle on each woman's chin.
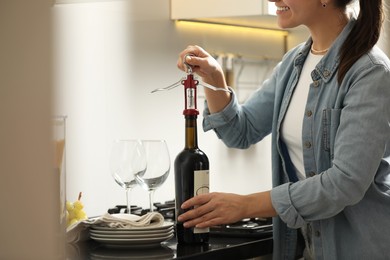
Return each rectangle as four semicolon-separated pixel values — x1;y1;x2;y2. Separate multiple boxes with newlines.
277;22;300;30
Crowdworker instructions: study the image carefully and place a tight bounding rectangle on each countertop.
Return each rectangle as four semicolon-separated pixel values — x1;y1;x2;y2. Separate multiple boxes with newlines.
67;235;273;259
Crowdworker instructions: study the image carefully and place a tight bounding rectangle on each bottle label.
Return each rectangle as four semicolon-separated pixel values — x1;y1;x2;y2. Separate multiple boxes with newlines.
193;169;210;234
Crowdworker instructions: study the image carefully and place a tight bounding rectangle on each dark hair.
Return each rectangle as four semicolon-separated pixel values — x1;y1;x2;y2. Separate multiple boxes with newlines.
337;0;383;84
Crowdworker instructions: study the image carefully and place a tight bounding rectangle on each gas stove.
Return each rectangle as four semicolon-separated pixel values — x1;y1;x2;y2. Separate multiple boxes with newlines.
107;200;273;238
107;200;175;219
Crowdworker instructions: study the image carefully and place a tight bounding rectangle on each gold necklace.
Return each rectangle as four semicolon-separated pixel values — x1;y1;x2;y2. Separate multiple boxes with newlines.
311;44;329;55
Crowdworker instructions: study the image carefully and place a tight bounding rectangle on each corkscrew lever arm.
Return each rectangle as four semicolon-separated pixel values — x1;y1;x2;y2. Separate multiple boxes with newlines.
150;54;193;94
151;54;232;93
150;78;183;93
199;82;232;93
151;79;231;93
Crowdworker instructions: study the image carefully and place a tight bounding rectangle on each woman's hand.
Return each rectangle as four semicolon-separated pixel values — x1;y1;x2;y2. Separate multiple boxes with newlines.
177;191;277;228
177;45;227;89
177;192;247;228
177;45;231;113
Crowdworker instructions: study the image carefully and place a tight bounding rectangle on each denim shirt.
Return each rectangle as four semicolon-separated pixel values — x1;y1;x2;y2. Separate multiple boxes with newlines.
202;19;390;260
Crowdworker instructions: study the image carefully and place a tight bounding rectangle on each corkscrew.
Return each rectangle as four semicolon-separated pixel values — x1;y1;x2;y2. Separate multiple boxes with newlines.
151;54;232;94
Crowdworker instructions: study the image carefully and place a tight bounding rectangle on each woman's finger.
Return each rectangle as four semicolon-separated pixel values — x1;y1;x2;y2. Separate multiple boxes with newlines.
178;200;212;222
181;193;211;209
183;208;218;228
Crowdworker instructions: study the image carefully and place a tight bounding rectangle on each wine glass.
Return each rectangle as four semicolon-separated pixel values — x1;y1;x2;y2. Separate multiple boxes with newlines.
109;140;147;214
135;140;170;212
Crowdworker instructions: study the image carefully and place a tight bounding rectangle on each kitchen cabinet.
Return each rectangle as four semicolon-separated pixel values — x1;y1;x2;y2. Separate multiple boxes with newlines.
170;0;280;30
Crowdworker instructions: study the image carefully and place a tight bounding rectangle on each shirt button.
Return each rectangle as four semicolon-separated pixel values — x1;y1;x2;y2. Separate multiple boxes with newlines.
306;110;313;117
304;141;312;149
315;230;321;237
308;172;316;177
323;70;330;77
313;81;319;87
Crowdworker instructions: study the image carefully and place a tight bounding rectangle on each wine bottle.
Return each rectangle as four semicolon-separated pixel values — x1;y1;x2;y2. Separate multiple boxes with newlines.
174;74;210;244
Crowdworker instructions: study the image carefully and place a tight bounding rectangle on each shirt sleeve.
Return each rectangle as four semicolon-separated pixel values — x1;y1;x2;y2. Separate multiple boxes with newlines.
202;87;240;132
202;63;281;149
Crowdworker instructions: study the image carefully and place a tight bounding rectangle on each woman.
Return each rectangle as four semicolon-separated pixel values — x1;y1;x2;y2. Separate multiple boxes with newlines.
176;0;390;259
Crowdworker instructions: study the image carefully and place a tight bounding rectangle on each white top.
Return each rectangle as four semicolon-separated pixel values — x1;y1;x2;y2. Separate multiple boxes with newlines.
281;52;323;180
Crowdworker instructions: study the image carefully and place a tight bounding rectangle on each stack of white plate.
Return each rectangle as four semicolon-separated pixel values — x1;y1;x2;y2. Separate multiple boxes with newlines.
89;221;174;249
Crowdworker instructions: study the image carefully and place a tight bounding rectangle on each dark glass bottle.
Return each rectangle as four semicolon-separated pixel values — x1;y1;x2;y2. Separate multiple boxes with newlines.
174;114;210;244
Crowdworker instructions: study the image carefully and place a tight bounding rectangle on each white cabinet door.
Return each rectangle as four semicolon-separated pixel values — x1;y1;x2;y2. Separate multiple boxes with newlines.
171;0;272;19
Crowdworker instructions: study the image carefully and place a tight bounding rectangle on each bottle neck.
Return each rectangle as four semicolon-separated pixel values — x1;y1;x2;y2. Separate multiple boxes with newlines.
184;115;198;149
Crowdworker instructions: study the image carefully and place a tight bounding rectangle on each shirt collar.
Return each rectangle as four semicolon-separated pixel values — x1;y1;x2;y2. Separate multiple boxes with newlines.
293;18;357;83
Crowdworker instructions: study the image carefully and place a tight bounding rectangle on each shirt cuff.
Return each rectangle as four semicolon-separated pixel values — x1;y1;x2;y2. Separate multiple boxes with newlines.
202;87;239;132
271;183;306;229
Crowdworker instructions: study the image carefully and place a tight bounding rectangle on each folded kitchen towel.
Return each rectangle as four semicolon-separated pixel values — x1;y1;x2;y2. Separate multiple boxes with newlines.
66;212;165;243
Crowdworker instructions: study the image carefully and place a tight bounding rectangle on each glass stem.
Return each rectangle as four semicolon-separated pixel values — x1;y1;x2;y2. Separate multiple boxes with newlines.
126;188;131;214
149;190;155;212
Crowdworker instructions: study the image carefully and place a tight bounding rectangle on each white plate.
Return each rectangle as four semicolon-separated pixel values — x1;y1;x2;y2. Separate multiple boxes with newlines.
90;229;174;239
91;221;173;232
90;233;174;248
90;225;173;236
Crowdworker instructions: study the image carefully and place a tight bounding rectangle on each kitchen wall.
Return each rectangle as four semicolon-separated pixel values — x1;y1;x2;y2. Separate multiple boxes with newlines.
53;0;390;217
378;2;390;55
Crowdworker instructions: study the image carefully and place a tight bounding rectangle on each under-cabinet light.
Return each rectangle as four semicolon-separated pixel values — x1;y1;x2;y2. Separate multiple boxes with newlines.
175;19;288;37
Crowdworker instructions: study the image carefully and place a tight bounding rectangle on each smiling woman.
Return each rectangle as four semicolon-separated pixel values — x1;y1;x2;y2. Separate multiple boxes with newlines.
176;0;390;259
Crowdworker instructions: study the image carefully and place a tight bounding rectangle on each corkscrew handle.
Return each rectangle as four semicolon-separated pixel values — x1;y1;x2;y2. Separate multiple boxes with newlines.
183;53;194;75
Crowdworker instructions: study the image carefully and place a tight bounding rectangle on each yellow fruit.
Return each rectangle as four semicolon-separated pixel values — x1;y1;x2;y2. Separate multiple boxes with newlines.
73;200;84;210
66;192;88;228
69;218;78;226
66;201;74;211
68;210;76;220
76;210;87;220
